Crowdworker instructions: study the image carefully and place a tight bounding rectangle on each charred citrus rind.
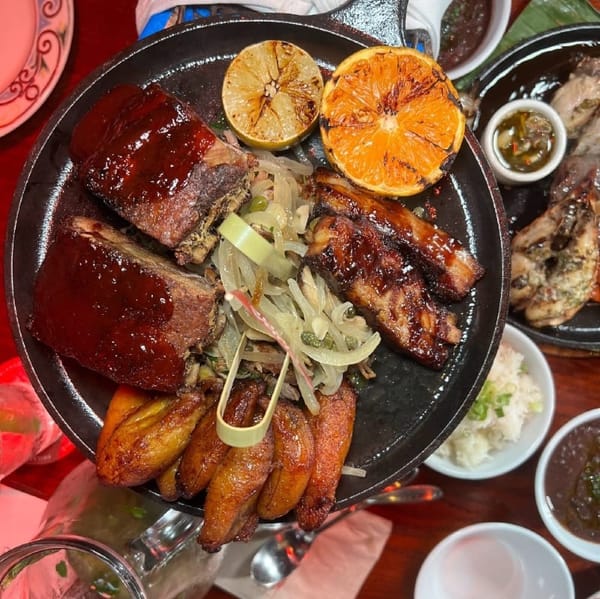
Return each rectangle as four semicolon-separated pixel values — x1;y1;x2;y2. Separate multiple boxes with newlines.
222;40;324;151
320;46;466;197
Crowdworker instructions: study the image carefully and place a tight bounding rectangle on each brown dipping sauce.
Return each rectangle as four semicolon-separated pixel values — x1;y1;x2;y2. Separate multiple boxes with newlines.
438;0;492;72
545;420;600;542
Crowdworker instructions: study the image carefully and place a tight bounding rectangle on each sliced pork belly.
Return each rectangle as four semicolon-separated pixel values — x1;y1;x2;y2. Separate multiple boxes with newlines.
70;84;252;265
28;216;223;392
313;169;484;302
304;215;461;369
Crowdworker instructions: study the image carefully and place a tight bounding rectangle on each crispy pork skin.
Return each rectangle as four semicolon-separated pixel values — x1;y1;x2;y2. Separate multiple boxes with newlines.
28;216;222;392
314;169;484;302
70;84;252;264
305;215;461;369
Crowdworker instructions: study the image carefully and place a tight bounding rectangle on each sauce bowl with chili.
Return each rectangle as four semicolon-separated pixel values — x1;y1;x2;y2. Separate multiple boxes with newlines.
535;408;600;563
481;99;567;186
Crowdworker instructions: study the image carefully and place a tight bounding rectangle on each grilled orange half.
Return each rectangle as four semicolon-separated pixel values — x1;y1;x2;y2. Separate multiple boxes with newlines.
320;46;466;197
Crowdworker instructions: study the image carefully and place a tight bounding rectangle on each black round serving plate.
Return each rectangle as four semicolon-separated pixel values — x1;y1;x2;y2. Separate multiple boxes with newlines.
5;15;509;515
470;24;600;352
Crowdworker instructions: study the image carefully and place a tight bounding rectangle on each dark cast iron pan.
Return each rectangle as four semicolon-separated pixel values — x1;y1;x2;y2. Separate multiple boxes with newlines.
5;12;509;515
469;24;600;353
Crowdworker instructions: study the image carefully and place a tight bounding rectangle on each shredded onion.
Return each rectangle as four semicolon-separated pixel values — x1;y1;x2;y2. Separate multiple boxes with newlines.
208;150;381;412
341;465;367;478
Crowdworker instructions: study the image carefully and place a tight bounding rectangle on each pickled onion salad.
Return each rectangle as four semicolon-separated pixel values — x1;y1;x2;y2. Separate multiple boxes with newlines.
206;149;381;414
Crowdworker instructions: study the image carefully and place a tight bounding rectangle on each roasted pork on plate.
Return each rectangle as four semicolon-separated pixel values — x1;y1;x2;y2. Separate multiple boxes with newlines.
550;56;600;139
313;169;484;302
510;182;599;328
305;214;462;369
28;216;223;393
70;83;253;265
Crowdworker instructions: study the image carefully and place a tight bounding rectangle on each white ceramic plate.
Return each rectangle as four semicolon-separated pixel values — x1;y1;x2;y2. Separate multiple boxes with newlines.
425;324;555;479
0;0;73;137
414;522;574;599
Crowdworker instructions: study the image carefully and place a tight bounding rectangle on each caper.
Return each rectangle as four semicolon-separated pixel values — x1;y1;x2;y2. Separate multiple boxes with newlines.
249;195;269;212
345;336;358;350
345;305;357;318
301;331;322;347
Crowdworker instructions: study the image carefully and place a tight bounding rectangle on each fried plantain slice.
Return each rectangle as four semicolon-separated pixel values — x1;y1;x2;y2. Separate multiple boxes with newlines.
295;379;357;531
96;388;213;487
177;379;264;499
199;409;274;553
96;385;149;457
231;511;260;543
155;456;182;502
156;373;224;501
256;398;315;520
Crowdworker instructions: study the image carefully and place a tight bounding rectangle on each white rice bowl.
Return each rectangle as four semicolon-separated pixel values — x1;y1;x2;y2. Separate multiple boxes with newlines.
425;324;555;479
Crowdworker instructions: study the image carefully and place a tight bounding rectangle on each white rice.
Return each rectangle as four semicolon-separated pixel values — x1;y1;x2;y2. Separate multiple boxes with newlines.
435;340;544;468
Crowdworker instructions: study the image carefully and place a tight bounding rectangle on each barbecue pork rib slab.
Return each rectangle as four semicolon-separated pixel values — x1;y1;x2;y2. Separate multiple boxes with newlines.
28;216;223;393
314;169;484;302
70;84;252;265
305;215;461;369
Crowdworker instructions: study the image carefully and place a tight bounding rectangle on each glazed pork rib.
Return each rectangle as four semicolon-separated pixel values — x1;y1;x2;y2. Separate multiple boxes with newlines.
28;216;223;393
70;83;252;265
313;169;484;302
305;215;461;369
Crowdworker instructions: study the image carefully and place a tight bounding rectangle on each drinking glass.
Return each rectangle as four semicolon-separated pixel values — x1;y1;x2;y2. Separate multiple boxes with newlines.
0;380;64;481
0;460;224;598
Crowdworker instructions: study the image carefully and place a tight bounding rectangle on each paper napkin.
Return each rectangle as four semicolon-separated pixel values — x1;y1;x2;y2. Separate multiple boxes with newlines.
215;509;393;599
0;484;47;552
135;0;348;35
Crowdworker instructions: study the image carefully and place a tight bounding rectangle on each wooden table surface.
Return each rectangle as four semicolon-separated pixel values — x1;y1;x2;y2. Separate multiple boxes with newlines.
2;1;599;597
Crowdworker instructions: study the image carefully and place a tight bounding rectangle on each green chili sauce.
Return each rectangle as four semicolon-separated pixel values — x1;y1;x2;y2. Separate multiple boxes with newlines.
493;109;556;173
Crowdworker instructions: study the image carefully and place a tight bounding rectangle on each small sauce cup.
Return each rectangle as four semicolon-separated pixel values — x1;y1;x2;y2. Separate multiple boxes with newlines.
481;98;567;186
439;0;511;80
534;408;600;563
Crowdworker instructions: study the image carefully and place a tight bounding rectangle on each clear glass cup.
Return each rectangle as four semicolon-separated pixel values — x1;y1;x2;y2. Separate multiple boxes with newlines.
0;460;224;598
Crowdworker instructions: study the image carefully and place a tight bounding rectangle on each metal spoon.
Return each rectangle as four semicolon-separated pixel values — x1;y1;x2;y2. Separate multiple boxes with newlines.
250;483;443;588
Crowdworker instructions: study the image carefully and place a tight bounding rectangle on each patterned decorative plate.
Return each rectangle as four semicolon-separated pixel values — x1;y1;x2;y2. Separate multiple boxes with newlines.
0;0;73;137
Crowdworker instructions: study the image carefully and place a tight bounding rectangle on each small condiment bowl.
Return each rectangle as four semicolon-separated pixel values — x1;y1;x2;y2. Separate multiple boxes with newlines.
534;408;600;563
415;522;575;599
425;324;555;480
481;98;567;186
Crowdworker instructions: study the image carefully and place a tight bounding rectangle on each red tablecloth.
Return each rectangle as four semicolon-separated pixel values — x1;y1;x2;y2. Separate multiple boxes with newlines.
0;0;139;363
